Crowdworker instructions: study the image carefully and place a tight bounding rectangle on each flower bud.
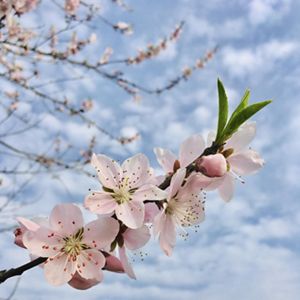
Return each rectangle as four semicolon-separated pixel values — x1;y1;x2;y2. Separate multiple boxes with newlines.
196;154;227;177
14;227;26;248
68;272;100;290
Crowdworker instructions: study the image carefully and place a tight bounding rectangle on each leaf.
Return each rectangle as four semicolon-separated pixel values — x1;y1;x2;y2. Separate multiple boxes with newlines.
216;78;229;141
222;100;272;141
228;89;250;123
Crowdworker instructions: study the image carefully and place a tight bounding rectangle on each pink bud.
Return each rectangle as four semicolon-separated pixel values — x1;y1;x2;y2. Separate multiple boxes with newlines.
14;227;26;248
196;154;227;177
104;254;124;273
68;272;100;290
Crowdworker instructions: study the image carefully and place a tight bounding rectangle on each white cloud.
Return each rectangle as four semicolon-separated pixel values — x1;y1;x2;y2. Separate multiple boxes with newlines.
248;0;292;25
222;40;298;77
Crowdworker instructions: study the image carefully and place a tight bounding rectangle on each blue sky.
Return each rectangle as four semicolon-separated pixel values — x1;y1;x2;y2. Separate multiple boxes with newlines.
1;0;300;299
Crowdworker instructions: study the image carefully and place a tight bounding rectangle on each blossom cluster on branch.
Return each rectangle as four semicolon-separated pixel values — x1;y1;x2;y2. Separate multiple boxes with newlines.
0;0;217;218
0;79;271;289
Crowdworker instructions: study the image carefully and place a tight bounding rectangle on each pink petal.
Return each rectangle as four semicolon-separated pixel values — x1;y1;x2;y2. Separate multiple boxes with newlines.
179;134;205;168
144;202;160;223
168;168;186;199
119;246;136;279
228;149;264;175
17;217;41;231
76;250;105;281
181;172;212;195
23;227;64;257
91;153;122;189
225;122;256;152
123;225;150;250
104;254;124;273
84;192;117;215
132;184;167;202
155;212;176;256
49;204;83;236
83;217;119;249
153;147;177;173
218;173;235;202
115;201;144;229
68;272;100;290
196;154;227;177
44;253;75;286
121;153;152;188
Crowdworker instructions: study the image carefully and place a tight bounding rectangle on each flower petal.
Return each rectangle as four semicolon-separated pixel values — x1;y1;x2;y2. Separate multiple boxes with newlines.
44;253;75;286
76;250;105;281
49;204;83;236
121;153;152;188
228;149;264;175
225;122;256;152
23;227;64;257
132;184;167;202
123;225;150;250
179;134;205;168
83;217;119;249
115;201;144;229
84;192;117;215
155;212;176;256
144;202;160;223
119;246;136;279
91;153;122;189
218;173;235;202
168;168;186;200
153;147;177;173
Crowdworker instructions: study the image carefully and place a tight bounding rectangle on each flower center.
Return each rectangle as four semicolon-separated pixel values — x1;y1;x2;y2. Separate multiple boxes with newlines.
63;228;88;257
113;177;132;204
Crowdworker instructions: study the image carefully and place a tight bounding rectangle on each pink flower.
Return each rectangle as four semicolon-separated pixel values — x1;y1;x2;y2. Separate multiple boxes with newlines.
65;0;80;15
13;0;38;14
196;153;227;177
206;122;264;202
85;153;167;229
22;203;119;286
0;1;11;18
154;134;205;174
118;225;151;279
154;169;205;256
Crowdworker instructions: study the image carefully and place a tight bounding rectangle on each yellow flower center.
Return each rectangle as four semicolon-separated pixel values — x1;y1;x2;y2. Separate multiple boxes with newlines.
63;228;88;257
113;177;133;204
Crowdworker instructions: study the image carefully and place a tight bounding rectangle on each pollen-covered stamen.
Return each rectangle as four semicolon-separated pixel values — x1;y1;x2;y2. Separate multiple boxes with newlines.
165;196;203;227
112;177;133;204
63;228;89;257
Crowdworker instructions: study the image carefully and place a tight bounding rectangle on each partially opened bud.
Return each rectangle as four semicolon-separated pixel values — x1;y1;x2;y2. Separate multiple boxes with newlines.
196;153;227;177
14;227;26;248
68;272;100;290
104;254;124;273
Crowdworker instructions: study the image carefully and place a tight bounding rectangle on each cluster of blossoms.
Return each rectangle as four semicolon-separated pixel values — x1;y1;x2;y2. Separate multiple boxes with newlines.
2;80;271;290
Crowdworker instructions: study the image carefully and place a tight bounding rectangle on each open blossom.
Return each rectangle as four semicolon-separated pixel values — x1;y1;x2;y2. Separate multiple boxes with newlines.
154;168;205;256
206;122;264;202
21;203;119;286
154;134;205;174
85;153;167;229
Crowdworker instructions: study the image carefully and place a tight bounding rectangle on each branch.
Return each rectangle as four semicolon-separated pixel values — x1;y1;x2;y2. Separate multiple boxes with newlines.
0;257;47;284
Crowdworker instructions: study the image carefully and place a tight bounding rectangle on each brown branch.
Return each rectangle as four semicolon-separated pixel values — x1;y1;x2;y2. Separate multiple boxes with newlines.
0;257;47;284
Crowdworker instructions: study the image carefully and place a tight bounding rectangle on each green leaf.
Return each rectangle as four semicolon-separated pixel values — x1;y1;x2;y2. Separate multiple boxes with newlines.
216;78;229;141
221;100;272;142
228;89;250;123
